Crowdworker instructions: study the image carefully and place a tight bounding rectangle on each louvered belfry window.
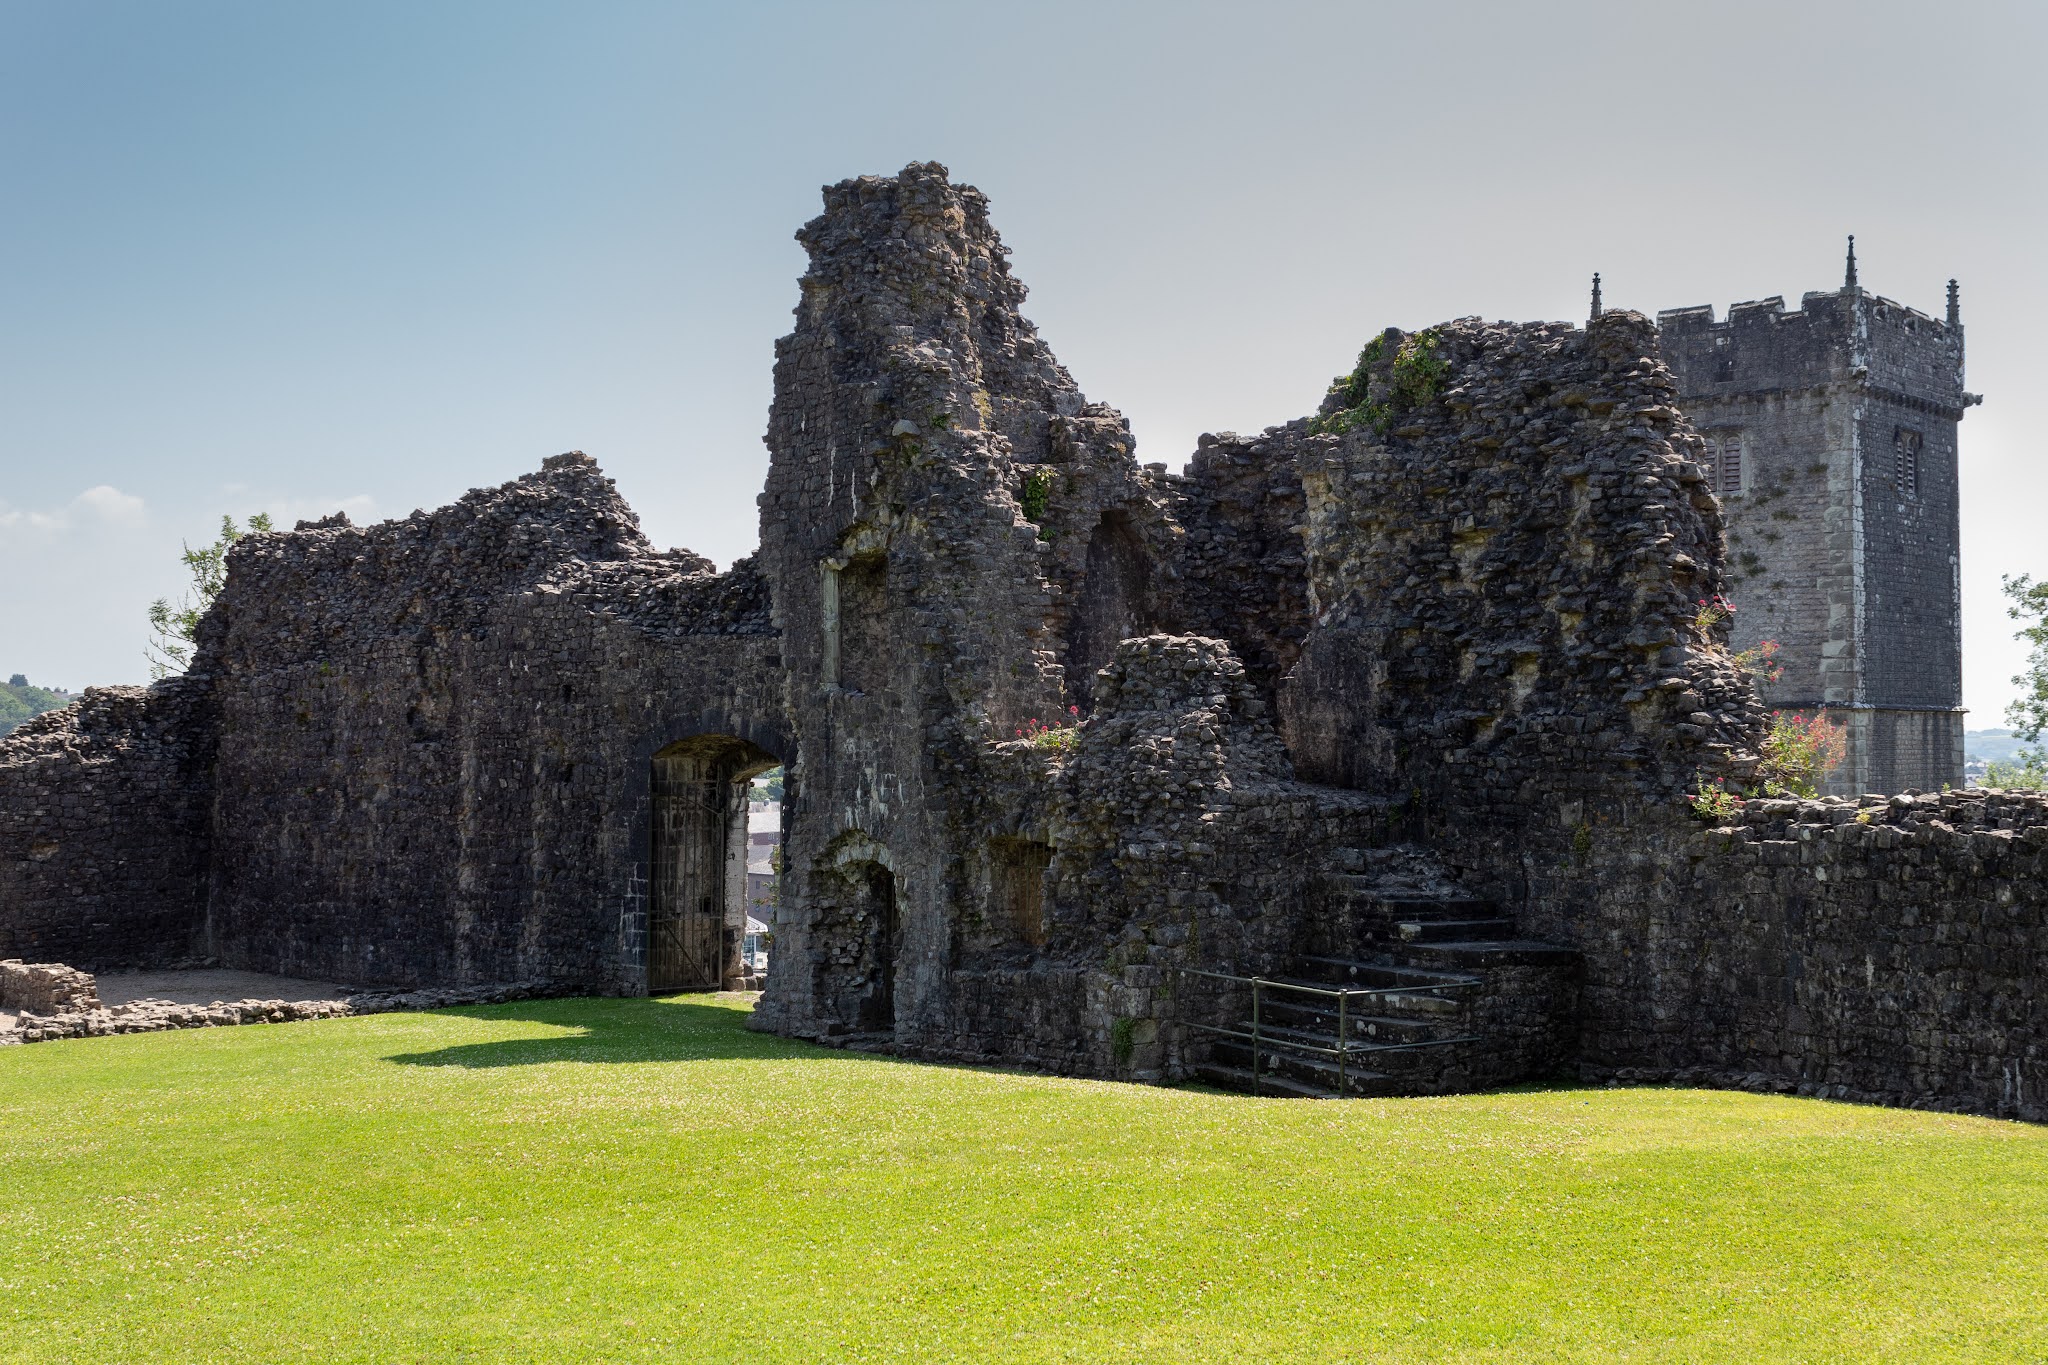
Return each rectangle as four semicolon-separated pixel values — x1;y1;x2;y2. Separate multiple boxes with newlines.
1717;434;1743;493
1704;434;1743;494
1894;426;1922;497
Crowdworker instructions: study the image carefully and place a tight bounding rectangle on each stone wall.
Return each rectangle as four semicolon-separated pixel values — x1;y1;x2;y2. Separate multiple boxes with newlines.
1173;429;1314;700
0;959;101;1014
0;681;213;967
199;453;785;991
1281;311;1764;812
1567;790;2048;1122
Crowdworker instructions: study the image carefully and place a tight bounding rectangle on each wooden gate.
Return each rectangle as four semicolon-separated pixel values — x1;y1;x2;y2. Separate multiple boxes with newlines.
649;748;729;992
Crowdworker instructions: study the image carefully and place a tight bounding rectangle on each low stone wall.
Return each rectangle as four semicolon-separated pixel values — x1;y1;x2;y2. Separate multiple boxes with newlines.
1548;789;2048;1122
0;959;100;1014
4;980;557;1046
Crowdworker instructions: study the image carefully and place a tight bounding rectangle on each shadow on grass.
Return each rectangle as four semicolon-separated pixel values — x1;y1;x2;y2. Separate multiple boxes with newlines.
384;995;842;1069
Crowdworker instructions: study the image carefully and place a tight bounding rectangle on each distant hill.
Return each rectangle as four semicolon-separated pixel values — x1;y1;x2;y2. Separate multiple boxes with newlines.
1966;729;2035;765
0;675;76;737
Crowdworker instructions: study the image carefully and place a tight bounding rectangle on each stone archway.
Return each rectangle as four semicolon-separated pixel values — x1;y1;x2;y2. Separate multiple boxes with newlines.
648;734;780;993
808;832;900;1037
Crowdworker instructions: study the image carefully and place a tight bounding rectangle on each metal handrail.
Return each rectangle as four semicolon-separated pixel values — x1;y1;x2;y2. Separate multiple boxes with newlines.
1176;965;1480;999
1176;964;1481;1097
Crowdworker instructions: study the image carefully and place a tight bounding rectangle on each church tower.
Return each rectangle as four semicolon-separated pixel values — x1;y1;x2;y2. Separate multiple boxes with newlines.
1658;242;1978;794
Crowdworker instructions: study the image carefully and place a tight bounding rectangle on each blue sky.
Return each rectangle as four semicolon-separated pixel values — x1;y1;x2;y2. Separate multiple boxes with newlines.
3;0;2042;723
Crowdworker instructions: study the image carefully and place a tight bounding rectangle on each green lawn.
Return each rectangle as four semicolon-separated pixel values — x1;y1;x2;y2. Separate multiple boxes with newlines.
3;997;2044;1363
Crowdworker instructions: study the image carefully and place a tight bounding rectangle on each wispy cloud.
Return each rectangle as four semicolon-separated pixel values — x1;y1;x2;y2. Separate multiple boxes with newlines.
74;485;147;526
0;485;148;535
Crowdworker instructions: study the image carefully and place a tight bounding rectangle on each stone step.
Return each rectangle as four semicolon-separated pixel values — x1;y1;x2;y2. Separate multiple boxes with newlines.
1367;990;1466;1019
1252;988;1464;1026
1321;879;1495;918
1223;1019;1470;1054
1394;917;1520;943
1254;998;1450;1043
1396;939;1583;969
1208;1038;1429;1096
1193;1062;1341;1100
1294;955;1484;991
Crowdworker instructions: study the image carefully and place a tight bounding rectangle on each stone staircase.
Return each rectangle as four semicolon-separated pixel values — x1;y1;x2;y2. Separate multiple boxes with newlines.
1189;848;1581;1098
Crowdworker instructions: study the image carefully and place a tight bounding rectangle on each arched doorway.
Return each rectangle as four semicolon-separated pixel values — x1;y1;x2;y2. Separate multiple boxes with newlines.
648;734;780;993
809;833;900;1038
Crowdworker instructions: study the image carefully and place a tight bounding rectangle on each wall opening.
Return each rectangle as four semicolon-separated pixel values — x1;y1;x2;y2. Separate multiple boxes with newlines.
808;837;901;1038
825;553;888;695
853;863;899;1031
648;734;780;994
989;838;1053;948
1706;433;1744;495
1067;510;1152;709
1894;426;1922;497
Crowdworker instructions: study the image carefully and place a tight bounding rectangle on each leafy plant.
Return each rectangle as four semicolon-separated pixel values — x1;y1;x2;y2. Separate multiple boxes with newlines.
1110;1015;1136;1068
1686;774;1745;822
2003;573;2048;741
1691;596;1780;683
1310;328;1447;436
1693;594;1736;637
1983;748;2048;790
148;512;274;678
1730;638;1785;685
1757;710;1849;798
1016;706;1082;753
1018;469;1053;524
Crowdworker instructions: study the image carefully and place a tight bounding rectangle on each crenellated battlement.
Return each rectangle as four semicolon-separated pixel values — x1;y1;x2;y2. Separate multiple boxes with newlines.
1660;286;1958;337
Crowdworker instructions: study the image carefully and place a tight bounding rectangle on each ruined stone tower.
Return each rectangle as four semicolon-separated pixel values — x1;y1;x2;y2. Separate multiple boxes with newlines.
1658;242;1976;794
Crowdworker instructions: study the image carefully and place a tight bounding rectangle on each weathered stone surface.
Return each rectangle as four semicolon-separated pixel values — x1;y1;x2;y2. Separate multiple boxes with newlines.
0;959;100;1014
0;682;213;967
1562;790;2048;1121
1;454;785;995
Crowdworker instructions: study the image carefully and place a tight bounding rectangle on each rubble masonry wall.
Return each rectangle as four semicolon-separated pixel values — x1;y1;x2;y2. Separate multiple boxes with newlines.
0;681;214;967
199;453;785;991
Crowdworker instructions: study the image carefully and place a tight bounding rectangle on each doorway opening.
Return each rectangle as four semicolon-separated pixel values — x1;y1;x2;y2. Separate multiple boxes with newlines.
648;735;780;994
852;863;899;1031
809;834;901;1037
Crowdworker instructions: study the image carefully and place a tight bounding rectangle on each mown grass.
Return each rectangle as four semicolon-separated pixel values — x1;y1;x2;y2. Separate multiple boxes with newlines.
3;995;2045;1363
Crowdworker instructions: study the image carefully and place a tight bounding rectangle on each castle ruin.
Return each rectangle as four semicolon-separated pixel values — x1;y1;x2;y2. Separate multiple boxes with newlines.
3;164;2040;1121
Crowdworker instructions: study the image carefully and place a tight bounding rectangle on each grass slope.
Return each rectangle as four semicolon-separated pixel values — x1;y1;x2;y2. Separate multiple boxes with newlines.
2;996;2044;1363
